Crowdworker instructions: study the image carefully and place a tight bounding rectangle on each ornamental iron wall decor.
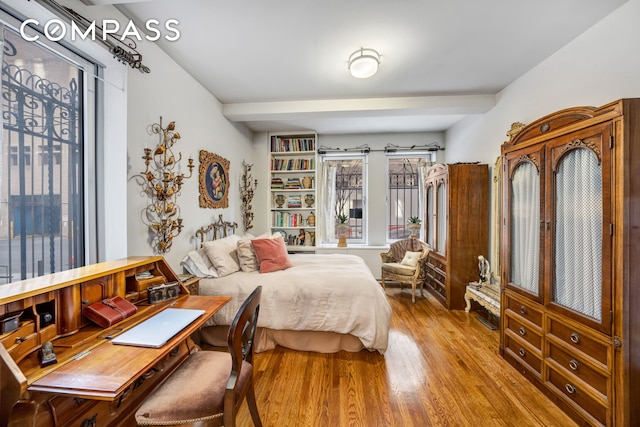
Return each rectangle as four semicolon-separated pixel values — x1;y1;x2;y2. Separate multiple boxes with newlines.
133;118;193;254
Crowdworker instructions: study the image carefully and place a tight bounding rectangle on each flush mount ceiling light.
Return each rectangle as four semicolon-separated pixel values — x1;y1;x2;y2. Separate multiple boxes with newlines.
348;48;380;78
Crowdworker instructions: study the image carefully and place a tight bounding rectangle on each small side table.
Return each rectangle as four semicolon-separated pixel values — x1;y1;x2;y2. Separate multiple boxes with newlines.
178;274;200;295
465;282;500;318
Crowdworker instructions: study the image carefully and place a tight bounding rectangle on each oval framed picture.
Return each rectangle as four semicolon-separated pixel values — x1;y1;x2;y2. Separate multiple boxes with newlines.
199;150;230;209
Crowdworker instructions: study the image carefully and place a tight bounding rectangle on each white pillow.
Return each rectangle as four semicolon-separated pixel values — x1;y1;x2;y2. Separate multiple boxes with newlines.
202;234;242;277
236;232;275;272
400;251;422;267
180;248;218;277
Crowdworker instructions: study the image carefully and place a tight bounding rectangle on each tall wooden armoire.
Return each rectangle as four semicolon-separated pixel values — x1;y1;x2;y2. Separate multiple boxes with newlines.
423;163;489;309
500;99;640;426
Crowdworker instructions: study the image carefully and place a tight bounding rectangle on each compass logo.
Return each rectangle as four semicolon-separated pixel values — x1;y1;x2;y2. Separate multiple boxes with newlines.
20;18;180;42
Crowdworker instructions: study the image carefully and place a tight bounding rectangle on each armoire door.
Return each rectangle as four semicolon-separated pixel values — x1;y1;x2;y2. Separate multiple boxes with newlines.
545;123;613;335
503;145;545;303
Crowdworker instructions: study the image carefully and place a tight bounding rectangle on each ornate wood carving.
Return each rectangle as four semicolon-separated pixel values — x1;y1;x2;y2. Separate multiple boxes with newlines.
551;138;603;171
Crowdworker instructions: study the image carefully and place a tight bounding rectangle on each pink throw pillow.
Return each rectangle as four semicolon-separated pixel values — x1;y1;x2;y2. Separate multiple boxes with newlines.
251;236;292;273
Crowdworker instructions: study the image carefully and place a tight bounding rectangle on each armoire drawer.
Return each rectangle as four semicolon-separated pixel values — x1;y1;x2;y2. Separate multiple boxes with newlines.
547;317;610;367
547;341;609;397
547;365;608;426
504;334;542;376
505;313;542;350
504;293;543;327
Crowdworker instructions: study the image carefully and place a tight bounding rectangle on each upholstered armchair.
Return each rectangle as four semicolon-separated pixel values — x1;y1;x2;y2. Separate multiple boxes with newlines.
380;238;430;303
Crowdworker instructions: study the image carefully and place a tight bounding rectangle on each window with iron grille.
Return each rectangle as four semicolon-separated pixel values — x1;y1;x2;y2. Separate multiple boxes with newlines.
386;155;433;242
0;16;98;282
319;155;366;244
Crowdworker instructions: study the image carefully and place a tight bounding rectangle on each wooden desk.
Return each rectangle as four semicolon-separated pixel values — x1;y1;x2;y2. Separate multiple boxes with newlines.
29;295;229;400
0;256;229;427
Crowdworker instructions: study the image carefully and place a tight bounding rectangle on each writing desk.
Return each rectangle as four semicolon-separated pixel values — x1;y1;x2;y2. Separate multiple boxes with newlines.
0;256;229;427
29;295;230;400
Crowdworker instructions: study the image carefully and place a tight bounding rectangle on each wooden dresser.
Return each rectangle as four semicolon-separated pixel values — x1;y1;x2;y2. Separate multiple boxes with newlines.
423;163;489;309
0;256;227;427
500;99;640;426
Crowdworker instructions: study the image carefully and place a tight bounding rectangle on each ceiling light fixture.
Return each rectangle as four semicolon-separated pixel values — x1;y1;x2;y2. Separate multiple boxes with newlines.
348;48;380;79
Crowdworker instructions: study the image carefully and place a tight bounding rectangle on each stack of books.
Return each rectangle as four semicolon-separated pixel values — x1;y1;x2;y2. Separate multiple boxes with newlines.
271;177;284;189
287;195;302;208
285;178;301;189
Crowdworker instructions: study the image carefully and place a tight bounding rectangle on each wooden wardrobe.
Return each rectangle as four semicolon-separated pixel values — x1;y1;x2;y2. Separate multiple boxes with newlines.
423;163;489;310
500;99;640;426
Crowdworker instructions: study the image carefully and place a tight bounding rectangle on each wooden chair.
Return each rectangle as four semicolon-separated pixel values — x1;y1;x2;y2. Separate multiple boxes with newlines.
380;238;430;303
135;286;263;427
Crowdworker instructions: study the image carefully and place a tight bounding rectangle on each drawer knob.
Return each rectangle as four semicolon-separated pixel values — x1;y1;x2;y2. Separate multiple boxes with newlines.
568;359;579;371
518;348;526;357
520;305;527;315
570;332;580;344
565;384;577;394
519;326;526;336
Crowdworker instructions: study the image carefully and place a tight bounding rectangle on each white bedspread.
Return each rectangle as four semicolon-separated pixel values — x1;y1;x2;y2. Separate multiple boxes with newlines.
198;253;391;352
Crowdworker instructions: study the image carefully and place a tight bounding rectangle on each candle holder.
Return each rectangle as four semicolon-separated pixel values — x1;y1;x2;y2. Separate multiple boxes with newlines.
240;160;258;231
135;117;193;254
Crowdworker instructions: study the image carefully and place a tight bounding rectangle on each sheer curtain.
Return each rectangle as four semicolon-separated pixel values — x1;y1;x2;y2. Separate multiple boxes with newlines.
510;162;540;295
554;148;602;320
417;161;430;242
318;161;337;243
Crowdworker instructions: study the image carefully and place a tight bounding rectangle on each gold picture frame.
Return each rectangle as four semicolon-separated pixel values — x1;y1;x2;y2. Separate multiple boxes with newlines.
199;150;229;209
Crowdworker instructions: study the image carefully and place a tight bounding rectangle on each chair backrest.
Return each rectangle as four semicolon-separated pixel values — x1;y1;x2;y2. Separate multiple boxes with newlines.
227;286;262;383
389;238;426;263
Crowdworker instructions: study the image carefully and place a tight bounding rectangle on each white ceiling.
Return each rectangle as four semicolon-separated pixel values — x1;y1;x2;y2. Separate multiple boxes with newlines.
106;0;626;134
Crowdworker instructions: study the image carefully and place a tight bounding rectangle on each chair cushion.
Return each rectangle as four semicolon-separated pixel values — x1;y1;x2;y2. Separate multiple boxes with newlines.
400;251;422;267
135;351;253;425
381;262;416;276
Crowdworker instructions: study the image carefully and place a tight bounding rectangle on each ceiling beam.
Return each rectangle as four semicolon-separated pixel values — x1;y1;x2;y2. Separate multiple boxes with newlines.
222;94;496;122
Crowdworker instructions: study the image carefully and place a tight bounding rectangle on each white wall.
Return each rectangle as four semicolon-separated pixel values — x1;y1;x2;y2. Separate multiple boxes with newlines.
125;39;255;271
445;0;640;270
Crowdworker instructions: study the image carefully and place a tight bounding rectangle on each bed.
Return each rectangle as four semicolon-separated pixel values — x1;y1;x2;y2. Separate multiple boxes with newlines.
181;216;392;353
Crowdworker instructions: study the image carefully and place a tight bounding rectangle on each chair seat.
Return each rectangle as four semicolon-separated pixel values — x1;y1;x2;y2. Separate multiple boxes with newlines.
381;262;416;276
136;351;253;425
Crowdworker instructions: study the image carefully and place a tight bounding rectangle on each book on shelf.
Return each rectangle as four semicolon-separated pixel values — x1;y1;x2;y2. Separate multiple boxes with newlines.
287;195;302;208
272;211;304;227
271;177;284;189
270;136;315;152
284;178;301;189
270;158;315;171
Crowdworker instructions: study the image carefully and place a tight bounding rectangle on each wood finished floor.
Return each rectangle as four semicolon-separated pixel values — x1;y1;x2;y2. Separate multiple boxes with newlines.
235;287;578;427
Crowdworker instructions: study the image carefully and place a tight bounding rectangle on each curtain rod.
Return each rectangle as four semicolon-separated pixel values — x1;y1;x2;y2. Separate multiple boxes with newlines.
317;143;443;154
31;0;150;72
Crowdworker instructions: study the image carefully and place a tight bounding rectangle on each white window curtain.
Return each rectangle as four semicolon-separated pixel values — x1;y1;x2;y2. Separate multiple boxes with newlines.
554;148;602;320
417;161;429;242
318;160;337;243
510;162;540;295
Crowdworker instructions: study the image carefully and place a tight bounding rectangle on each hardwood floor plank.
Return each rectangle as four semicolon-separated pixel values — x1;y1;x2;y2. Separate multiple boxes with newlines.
235;287;578;426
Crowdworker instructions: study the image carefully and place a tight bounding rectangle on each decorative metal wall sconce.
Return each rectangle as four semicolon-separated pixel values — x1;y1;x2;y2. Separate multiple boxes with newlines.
135;117;193;254
240;160;258;231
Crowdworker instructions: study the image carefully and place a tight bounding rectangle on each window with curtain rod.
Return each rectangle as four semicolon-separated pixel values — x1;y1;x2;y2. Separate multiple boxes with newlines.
317;143;442;154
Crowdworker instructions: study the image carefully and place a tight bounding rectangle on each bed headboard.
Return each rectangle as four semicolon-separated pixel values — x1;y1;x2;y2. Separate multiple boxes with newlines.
195;214;238;248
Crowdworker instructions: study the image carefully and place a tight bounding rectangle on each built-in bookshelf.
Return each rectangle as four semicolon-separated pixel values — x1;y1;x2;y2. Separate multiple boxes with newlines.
269;132;317;252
